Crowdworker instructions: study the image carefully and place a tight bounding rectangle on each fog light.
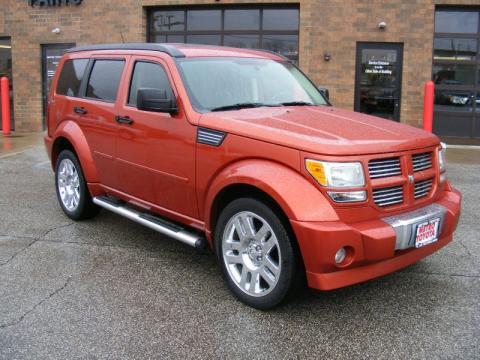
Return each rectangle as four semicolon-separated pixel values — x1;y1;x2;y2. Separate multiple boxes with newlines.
335;247;346;264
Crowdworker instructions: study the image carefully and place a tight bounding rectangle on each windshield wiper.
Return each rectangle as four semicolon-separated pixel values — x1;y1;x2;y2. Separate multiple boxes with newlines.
278;101;315;106
210;102;267;112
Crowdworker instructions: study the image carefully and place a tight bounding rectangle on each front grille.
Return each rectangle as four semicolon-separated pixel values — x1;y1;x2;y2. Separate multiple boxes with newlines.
414;178;433;199
372;185;404;207
368;157;402;179
412;152;432;172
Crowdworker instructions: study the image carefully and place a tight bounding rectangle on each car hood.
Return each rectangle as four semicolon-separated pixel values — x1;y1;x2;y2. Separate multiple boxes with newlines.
198;106;439;155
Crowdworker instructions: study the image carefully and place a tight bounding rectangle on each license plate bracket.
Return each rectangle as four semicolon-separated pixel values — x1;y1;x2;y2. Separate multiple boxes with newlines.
414;217;440;248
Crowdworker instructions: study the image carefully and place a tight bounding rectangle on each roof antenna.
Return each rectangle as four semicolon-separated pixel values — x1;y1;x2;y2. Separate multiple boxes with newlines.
120;31;125;43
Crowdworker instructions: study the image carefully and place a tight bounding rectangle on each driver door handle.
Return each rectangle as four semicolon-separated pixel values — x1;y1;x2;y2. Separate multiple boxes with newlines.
73;106;87;115
116;116;134;125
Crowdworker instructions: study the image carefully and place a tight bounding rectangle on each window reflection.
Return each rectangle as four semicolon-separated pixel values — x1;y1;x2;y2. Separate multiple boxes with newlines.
433;38;477;61
435;11;479;34
223;35;260;49
433;64;476;86
186;35;222;46
151;11;185;32
435;90;474;112
187;10;221;31
225;10;260;30
149;7;300;62
262;35;299;61
263;9;299;30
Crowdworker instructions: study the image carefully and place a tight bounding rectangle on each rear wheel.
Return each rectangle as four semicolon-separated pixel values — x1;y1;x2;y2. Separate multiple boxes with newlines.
55;150;100;220
215;198;298;310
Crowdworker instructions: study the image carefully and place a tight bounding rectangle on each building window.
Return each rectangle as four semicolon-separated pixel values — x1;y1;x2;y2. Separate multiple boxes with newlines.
433;8;480;139
148;6;300;63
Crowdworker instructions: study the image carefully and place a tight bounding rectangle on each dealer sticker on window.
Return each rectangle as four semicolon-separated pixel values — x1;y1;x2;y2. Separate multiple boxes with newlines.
415;218;440;248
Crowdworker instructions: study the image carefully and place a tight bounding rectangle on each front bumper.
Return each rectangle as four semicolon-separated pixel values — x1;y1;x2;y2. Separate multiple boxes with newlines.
291;188;461;291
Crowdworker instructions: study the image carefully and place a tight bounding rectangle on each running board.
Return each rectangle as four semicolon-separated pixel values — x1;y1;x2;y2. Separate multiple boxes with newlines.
93;196;205;250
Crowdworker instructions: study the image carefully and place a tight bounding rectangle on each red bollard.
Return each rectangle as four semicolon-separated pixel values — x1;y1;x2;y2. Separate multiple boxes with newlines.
1;77;11;136
423;81;434;133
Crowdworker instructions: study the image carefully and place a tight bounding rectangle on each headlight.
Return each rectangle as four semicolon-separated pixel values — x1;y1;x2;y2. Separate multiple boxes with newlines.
305;159;365;188
438;142;447;182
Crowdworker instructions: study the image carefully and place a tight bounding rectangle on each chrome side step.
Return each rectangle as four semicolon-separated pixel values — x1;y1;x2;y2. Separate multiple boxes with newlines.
93;196;205;250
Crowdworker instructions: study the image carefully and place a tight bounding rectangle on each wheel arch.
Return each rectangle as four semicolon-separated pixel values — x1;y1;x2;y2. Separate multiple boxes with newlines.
50;121;99;183
204;159;339;246
210;184;291;240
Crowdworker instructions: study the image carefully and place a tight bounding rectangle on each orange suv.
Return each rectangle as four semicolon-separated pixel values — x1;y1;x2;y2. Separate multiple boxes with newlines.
44;43;461;309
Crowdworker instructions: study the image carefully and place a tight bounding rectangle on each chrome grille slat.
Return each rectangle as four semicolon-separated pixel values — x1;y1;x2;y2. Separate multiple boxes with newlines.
373;188;403;196
368;157;401;179
372;185;404;207
412;152;432;172
372;187;403;195
415;183;432;190
368;163;402;169
370;171;402;177
414;179;433;199
374;196;404;204
373;192;403;200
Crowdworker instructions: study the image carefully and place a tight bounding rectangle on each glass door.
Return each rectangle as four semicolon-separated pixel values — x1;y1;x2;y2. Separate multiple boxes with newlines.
354;42;404;121
0;37;13;131
42;43;75;129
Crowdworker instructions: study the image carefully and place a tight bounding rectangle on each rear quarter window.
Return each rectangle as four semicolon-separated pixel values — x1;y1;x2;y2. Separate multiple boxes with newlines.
86;60;125;102
56;59;89;97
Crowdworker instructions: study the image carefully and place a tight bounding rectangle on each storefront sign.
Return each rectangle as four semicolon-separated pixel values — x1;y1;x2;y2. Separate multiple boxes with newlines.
28;0;82;6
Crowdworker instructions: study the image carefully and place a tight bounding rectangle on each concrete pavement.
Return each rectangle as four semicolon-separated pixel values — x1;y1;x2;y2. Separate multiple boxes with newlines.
0;133;479;359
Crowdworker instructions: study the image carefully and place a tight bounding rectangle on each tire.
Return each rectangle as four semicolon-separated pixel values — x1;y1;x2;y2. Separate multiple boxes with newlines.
55;150;100;220
215;198;299;310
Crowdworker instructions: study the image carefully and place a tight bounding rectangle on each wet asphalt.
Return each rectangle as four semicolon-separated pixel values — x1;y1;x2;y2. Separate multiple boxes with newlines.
0;135;479;359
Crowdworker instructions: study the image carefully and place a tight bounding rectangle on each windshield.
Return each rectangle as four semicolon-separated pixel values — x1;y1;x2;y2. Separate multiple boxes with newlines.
176;57;328;113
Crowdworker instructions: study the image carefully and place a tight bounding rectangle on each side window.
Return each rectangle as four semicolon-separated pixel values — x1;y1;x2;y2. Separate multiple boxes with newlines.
56;59;88;97
128;61;174;107
86;60;125;102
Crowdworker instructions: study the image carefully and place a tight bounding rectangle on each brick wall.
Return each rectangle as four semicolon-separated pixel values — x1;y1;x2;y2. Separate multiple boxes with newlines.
0;0;476;131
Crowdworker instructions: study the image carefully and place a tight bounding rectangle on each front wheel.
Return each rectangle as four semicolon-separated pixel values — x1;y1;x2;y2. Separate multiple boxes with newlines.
215;198;299;310
55;150;100;220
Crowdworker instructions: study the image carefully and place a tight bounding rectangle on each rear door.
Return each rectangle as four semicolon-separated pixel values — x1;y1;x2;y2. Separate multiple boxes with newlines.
114;55;198;219
74;56;128;189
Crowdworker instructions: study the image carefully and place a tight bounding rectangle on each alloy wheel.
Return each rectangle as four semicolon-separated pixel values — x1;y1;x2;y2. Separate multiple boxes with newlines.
222;211;282;297
57;158;81;212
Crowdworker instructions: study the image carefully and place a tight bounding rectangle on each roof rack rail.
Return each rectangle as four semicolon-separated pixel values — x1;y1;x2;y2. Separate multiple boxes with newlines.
66;43;185;58
255;49;289;61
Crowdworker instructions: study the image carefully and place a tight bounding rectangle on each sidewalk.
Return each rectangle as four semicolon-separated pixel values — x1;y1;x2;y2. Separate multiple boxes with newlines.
0;132;45;158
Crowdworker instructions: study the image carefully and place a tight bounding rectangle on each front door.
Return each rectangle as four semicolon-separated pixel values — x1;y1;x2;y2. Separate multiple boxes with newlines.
115;55;198;219
354;42;404;121
41;43;75;129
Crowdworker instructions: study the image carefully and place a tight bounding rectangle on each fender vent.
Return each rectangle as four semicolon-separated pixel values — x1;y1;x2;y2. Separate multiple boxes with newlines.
197;127;226;147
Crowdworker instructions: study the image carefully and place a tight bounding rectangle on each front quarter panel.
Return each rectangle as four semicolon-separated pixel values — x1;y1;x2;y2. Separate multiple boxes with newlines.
198;133;339;237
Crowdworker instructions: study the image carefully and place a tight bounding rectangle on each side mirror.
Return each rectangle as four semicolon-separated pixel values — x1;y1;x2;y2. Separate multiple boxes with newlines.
317;86;330;100
137;88;178;115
